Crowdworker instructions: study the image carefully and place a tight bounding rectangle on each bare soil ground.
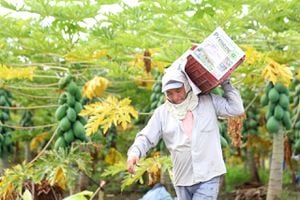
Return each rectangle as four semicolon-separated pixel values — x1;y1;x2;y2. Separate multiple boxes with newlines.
103;184;300;200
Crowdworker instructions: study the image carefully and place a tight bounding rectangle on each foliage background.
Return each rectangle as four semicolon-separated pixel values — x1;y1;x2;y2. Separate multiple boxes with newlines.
0;0;299;199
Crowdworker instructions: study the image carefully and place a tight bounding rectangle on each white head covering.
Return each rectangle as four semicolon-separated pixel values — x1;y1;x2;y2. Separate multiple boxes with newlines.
162;81;183;93
166;48;202;95
162;67;198;120
162;67;191;93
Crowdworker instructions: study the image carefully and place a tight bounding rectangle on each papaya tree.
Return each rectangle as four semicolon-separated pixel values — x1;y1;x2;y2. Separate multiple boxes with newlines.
54;74;88;150
0;0;300;198
288;76;300;183
260;60;293;200
18;110;34;162
0;89;14;169
242;104;262;183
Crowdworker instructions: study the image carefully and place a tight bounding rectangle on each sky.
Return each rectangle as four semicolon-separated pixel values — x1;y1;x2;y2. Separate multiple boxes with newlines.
0;0;139;19
0;0;139;62
0;0;140;32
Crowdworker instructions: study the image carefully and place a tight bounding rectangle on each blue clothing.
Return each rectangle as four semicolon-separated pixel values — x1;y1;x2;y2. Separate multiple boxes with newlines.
140;184;173;200
174;176;220;200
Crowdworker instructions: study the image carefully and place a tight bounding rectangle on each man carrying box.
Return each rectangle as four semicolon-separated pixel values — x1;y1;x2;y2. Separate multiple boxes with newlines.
127;66;244;200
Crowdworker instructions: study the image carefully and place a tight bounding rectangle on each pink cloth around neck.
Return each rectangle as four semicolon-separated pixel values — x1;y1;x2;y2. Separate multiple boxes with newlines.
182;111;194;139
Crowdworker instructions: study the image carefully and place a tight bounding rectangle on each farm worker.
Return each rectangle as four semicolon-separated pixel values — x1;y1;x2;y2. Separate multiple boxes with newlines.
127;66;244;200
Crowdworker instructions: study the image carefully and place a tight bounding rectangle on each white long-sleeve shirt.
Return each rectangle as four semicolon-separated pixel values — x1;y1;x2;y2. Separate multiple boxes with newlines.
127;82;244;186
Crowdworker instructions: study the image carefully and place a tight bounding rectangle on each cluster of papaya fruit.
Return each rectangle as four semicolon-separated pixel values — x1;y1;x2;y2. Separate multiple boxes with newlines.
261;82;291;133
211;87;224;96
292;79;300;153
0;89;13;155
20;110;34;127
54;75;88;149
242;108;260;135
149;72;164;112
293;79;300;106
218;121;229;148
212;87;229;147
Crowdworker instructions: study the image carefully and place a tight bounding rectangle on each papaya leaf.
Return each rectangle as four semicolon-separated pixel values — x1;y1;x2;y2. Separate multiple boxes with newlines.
22;189;33;200
63;190;93;200
261;58;293;86
0;64;36;80
119;156;172;191
80;95;138;135
101;160;127;178
296;69;300;80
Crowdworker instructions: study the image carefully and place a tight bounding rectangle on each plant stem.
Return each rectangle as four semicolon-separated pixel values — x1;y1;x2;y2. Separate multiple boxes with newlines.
0;104;58;110
29;128;58;164
0;123;56;130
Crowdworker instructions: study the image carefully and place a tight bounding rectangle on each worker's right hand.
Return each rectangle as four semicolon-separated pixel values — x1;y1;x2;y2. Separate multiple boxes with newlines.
127;156;139;174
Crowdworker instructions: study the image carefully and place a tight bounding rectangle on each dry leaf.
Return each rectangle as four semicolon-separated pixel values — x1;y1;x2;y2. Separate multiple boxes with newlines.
82;76;109;100
228;114;246;148
30;132;50;151
51;167;66;190
104;148;123;165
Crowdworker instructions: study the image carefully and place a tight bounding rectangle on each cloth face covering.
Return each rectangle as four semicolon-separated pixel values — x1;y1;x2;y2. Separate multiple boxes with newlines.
165;91;198;120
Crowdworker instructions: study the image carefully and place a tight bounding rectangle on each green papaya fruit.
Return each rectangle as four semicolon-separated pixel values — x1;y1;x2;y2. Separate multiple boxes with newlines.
260;94;268;106
74;102;83;113
58;93;67;105
55;104;68;121
274;105;284;120
67;81;78;95
266;116;279;133
264;82;273;94
274;82;288;94
66;107;77;122
59;117;71;131
63;130;75;144
268;88;280;103
220;136;228;148
279;94;289;110
58;76;71;89
54;136;66;150
73;121;86;140
66;93;76;107
75;88;82;101
282;111;291;130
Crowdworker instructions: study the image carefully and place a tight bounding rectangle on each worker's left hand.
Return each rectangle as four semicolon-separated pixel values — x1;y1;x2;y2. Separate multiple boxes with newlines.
127;156;139;175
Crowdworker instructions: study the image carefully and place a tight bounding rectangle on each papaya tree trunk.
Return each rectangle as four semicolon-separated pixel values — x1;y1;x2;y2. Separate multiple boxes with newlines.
0;153;10;173
267;129;284;200
247;147;260;183
24;141;32;162
283;135;296;184
13;141;21;164
260;154;265;170
160;141;173;193
73;144;90;194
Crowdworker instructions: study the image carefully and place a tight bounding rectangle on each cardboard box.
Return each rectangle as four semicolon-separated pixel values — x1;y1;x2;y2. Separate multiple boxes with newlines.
185;27;245;93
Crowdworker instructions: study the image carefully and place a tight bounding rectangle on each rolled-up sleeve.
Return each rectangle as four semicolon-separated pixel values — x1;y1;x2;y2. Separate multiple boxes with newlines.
127;109;163;159
210;82;244;117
